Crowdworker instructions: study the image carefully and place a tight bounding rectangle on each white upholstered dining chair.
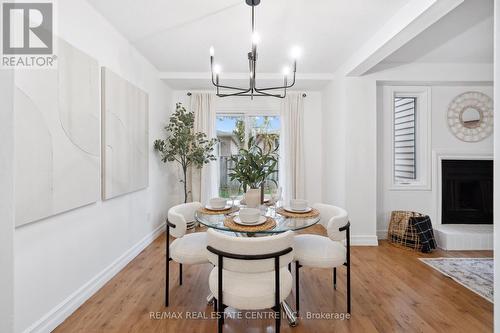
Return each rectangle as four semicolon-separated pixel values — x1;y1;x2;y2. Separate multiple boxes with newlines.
293;203;351;314
165;202;208;307
206;228;294;333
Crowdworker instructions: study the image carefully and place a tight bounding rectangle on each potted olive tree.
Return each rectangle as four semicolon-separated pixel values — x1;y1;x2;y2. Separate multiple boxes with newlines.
228;136;279;207
154;103;218;203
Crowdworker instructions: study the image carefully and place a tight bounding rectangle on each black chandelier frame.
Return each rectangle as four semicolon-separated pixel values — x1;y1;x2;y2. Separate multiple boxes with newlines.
210;0;297;99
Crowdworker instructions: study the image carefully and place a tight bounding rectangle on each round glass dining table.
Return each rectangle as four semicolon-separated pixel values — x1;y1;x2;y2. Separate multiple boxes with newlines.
195;205;320;235
195;203;319;326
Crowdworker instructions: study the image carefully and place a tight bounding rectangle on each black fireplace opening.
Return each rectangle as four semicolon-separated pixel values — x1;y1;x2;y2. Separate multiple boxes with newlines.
442;159;493;224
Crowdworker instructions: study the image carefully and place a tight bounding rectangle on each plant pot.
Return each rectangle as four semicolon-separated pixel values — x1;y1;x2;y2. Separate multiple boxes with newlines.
244;188;261;208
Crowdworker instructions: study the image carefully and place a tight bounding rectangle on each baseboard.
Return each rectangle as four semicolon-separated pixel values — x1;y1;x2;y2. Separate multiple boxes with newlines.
23;223;166;333
351;235;379;246
377;229;388;240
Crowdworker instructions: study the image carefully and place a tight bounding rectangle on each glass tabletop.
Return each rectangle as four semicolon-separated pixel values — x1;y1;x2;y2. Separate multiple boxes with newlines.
195;205;320;235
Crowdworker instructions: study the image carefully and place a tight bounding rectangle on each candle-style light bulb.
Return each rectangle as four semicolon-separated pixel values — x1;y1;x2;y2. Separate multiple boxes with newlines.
282;66;291;77
251;32;260;45
290;46;301;60
209;46;215;57
213;64;221;75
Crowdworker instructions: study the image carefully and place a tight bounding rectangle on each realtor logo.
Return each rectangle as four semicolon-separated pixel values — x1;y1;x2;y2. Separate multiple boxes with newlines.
2;1;56;68
3;2;52;54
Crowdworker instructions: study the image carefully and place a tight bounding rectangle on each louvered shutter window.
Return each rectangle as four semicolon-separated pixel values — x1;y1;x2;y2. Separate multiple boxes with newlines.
394;97;416;181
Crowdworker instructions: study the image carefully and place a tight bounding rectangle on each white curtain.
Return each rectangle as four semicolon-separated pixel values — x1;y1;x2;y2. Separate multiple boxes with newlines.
189;93;218;204
280;92;305;203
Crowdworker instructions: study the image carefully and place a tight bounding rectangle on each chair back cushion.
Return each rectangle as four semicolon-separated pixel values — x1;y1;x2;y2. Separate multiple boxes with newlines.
206;229;294;273
313;203;348;241
167;202;202;238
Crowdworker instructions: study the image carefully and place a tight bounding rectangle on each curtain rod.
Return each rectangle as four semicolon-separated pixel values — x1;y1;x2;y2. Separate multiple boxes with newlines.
186;91;307;97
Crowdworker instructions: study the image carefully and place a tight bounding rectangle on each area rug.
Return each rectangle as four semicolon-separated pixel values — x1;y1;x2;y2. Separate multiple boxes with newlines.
419;258;493;303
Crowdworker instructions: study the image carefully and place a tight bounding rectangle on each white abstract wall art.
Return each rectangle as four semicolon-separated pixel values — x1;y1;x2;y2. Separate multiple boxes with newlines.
101;67;149;200
14;39;100;227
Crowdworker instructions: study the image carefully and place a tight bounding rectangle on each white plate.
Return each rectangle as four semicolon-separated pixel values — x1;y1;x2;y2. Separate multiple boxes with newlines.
283;206;312;213
205;204;232;211
234;216;267;226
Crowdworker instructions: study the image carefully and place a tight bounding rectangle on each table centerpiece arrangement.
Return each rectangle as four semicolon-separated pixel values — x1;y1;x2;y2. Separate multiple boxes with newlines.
228;136;279;208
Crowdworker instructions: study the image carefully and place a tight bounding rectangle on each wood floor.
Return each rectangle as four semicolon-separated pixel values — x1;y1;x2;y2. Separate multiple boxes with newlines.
55;226;493;333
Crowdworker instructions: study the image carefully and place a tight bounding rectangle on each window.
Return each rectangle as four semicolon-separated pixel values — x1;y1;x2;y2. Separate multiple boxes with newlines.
385;86;431;190
216;115;245;198
394;97;417;181
216;114;280;198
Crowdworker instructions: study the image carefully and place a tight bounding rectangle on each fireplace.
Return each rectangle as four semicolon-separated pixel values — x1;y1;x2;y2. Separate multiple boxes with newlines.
441;159;493;224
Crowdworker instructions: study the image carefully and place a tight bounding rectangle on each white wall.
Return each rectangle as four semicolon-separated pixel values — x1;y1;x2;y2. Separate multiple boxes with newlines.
322;80;346;207
345;78;379;244
321;63;493;245
171;90;324;205
377;84;493;237
0;70;15;333
322;77;379;245
14;1;175;332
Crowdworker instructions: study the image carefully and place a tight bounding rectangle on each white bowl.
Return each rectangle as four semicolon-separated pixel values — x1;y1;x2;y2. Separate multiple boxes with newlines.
209;197;227;209
290;199;308;211
238;208;261;223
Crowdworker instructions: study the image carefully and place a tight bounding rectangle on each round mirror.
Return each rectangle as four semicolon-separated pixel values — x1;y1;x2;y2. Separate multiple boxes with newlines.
460;107;482;128
447;91;493;142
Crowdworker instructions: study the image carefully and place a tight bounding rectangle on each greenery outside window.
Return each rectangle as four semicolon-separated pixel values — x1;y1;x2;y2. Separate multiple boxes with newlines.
216;114;280;198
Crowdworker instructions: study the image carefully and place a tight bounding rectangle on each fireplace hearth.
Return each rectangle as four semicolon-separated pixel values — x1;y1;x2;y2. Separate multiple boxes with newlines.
441;159;493;225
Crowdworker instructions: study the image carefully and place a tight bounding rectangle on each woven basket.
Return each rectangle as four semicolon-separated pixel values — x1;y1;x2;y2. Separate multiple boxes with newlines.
387;211;424;251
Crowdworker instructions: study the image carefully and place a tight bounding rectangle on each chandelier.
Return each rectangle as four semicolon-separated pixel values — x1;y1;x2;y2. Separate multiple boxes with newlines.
209;0;300;99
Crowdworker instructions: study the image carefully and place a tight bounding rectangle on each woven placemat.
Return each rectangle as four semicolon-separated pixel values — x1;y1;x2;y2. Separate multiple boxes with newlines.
223;216;276;232
276;207;320;218
198;207;240;215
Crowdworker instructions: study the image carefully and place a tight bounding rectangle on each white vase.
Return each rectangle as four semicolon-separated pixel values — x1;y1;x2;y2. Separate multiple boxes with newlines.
245;188;261;208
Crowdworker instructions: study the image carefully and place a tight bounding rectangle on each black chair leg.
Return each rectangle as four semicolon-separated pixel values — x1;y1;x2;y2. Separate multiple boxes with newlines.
218;310;223;333
221;305;226;324
165;260;169;307
346;222;351;315
333;267;337;290
295;261;300;315
275;305;281;333
218;256;224;333
213;298;217;313
165;226;169;307
179;263;183;285
347;261;351;314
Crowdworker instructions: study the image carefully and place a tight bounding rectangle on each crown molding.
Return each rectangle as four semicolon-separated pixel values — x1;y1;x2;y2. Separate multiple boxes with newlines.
159;72;335;80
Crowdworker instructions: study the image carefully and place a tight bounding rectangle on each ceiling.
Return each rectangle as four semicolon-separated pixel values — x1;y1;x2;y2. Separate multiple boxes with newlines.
87;0;411;74
381;0;493;65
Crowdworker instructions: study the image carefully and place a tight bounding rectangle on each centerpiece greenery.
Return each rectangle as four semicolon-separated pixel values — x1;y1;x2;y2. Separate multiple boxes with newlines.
228;136;279;202
153;103;218;203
